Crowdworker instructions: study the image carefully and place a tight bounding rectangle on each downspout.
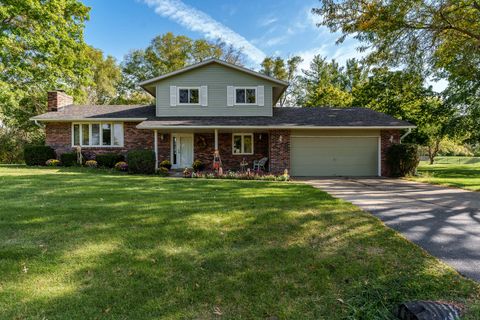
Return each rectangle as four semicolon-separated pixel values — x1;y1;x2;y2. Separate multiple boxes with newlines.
400;128;412;143
33;120;45;128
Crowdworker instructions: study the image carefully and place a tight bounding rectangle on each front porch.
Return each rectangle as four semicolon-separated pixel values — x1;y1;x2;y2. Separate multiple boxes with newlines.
152;129;290;173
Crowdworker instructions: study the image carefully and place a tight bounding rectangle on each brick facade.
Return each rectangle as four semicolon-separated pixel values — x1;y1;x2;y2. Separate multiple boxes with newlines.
268;129;290;174
192;132;269;171
45;122;153;159
380;129;401;177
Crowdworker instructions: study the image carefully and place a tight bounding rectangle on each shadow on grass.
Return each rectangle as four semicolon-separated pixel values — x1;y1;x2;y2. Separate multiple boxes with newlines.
0;167;479;319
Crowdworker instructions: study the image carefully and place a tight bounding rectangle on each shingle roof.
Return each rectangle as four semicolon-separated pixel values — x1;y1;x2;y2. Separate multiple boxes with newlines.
31;105;414;128
136;107;414;128
31;105;154;121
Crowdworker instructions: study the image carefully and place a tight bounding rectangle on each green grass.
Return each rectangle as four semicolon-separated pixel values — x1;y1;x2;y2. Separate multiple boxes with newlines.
411;157;480;191
1;166;479;319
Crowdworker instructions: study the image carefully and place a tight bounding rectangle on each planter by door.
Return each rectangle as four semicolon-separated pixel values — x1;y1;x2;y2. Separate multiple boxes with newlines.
171;133;194;169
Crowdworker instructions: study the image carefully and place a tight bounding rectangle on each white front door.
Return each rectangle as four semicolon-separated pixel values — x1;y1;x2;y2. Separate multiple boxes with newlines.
172;134;194;169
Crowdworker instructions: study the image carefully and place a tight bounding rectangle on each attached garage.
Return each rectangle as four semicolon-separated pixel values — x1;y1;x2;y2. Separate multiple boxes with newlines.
290;133;380;177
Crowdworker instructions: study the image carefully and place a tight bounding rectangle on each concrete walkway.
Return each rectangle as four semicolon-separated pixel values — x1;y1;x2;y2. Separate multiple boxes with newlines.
301;178;480;282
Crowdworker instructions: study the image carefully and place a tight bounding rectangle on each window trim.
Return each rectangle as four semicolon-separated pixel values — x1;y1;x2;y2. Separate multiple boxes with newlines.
232;133;254;155
177;87;201;105
71;122;124;148
234;87;257;105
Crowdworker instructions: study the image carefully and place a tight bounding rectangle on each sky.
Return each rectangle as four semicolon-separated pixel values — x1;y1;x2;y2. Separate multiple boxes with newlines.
81;0;446;91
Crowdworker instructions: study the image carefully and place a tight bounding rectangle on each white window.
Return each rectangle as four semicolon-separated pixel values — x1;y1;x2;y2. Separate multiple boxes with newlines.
72;122;123;147
232;133;254;155
178;87;200;105
235;87;256;105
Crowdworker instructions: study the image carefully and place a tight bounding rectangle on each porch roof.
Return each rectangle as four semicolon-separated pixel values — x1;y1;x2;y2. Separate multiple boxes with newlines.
137;107;414;129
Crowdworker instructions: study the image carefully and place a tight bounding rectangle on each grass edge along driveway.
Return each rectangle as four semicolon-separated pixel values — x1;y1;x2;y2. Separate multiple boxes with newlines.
0;166;479;319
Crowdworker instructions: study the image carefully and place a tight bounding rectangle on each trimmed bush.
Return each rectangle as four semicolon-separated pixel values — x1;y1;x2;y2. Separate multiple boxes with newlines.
95;153;124;168
85;160;98;168
127;150;156;174
386;143;420;177
60;152;78;167
24;145;55;166
159;160;172;170
192;159;205;172
115;161;128;172
46;159;60;167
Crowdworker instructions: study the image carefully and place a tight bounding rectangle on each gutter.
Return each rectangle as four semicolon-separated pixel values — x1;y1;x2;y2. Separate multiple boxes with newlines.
33;119;44;128
136;124;417;130
400;128;412;143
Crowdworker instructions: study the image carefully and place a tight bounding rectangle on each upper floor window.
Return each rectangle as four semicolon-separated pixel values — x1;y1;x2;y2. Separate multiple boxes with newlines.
72;122;123;147
235;87;256;105
178;87;200;105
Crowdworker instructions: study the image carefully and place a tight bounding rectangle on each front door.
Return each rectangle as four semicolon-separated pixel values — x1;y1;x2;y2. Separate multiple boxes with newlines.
172;134;194;169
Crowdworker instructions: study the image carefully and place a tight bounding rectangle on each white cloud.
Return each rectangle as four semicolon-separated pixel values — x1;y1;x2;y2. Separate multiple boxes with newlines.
260;17;278;27
143;0;266;64
295;45;329;71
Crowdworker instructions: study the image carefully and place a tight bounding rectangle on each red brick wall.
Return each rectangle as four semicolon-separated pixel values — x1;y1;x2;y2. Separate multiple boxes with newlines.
45;122;154;159
380;129;401;176
194;132;269;171
156;133;171;163
47;91;73;112
269;129;290;174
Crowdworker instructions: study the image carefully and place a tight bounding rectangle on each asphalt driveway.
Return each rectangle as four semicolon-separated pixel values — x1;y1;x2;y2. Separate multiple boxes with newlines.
301;178;480;282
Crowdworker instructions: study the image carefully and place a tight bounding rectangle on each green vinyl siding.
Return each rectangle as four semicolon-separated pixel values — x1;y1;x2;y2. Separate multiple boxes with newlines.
290;135;379;177
155;63;274;117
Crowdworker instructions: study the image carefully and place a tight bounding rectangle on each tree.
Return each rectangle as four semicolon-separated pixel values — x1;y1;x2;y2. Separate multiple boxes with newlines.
312;0;480;94
118;32;245;103
259;56;303;106
299;55;364;107
353;69;457;163
84;47;122;105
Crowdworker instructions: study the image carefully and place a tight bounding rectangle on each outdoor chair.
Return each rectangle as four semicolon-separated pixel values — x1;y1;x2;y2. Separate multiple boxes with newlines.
253;157;268;171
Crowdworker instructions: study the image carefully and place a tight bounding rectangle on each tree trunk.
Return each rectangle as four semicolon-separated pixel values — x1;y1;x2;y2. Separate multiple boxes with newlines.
428;139;441;165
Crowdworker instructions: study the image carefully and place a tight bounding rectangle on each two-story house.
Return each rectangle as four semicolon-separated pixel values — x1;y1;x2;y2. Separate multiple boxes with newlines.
31;58;414;176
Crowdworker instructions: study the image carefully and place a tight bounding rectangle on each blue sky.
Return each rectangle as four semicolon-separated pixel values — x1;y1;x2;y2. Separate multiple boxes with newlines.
81;0;360;71
81;0;446;90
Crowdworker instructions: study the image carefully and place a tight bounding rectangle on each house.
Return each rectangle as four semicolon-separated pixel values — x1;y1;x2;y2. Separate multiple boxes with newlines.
31;58;414;176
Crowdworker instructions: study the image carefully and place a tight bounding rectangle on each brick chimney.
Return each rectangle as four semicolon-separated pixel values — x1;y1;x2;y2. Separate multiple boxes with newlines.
47;90;73;112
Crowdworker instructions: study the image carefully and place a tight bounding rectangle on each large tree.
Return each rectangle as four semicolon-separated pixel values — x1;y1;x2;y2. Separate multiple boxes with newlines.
312;0;480;78
0;0;91;130
259;56;303;106
118;33;245;103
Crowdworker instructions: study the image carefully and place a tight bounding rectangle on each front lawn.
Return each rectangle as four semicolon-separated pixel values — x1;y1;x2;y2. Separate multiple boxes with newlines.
410;157;480;191
1;166;479;319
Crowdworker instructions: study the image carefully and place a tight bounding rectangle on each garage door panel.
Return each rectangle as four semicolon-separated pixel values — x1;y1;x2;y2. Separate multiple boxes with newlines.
290;137;378;176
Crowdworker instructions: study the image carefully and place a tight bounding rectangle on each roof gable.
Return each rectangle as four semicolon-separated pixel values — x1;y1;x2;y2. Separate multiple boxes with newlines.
138;58;289;89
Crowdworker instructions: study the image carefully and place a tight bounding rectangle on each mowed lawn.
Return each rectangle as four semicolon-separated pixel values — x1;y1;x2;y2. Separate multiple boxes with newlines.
411;157;480;191
1;166;479;319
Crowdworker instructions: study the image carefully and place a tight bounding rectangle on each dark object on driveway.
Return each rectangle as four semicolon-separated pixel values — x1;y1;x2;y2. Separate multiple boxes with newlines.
397;301;463;320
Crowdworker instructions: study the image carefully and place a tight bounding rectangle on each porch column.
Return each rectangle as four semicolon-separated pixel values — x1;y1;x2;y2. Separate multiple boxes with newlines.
214;129;218;150
154;129;158;171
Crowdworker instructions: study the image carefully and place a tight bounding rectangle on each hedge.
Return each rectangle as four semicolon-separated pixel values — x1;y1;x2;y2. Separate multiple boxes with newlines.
60;152;78;167
386;143;420;177
24;145;55;166
95;153;125;168
127;150;156;174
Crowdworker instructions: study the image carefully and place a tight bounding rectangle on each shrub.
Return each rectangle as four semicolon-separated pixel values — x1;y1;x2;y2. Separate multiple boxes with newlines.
159;160;172;170
158;167;169;176
24;145;55;166
115;161;128;172
95;153;124;168
60;152;78;167
45;159;60;167
386;143;420;177
192;159;205;172
85;160;98;168
127;150;156;174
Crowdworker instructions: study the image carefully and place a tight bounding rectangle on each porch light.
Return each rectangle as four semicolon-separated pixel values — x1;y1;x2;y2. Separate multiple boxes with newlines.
259;134;262;140
279;135;283;143
160;134;164;141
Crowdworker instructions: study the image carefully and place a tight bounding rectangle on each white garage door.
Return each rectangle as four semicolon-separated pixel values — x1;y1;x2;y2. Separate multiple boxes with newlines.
290;136;379;176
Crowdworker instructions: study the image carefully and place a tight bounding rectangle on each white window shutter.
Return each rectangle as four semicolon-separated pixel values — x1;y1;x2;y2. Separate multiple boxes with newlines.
227;86;234;106
257;85;264;106
201;86;208;106
170;86;177;106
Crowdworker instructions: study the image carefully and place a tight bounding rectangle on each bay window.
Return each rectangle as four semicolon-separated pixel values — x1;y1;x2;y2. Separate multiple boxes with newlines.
72;122;123;147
